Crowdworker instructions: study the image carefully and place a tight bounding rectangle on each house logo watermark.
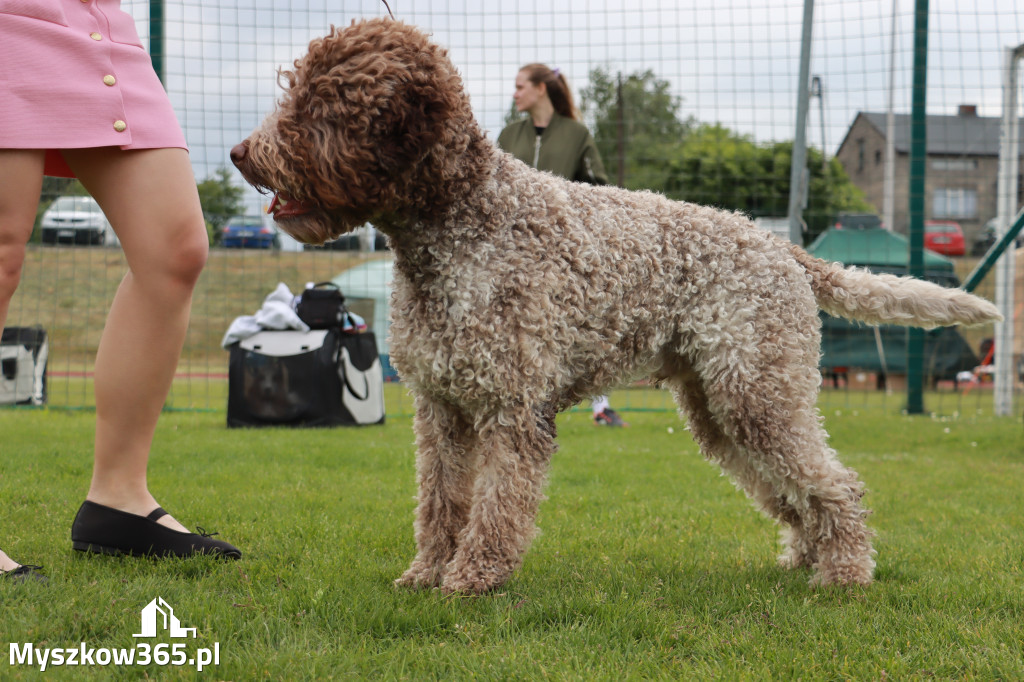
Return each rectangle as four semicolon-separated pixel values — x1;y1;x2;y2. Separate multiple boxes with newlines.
134;597;197;638
10;597;220;672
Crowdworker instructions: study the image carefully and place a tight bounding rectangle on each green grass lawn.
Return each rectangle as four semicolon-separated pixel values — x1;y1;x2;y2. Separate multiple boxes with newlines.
2;399;1022;680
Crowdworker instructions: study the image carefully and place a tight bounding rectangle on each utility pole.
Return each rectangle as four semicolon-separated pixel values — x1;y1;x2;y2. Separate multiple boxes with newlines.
810;76;826;171
787;0;814;244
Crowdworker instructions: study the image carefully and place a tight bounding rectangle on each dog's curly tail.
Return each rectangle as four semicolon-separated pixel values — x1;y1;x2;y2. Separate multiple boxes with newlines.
789;244;1002;329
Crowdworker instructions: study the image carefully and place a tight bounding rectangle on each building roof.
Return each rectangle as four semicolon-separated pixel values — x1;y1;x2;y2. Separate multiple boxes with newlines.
840;111;1024;157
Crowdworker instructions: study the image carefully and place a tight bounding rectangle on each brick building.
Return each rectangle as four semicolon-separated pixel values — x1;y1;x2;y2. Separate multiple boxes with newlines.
835;106;1024;245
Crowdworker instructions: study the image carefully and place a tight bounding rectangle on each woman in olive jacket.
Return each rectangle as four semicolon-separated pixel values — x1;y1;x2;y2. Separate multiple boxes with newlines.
497;63;609;185
497;64;626;427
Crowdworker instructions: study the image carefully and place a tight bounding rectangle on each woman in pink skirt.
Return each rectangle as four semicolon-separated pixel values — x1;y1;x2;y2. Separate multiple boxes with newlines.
1;0;240;581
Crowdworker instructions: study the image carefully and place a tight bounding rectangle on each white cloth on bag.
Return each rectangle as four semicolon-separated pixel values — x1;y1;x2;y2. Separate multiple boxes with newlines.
221;282;367;347
221;283;309;348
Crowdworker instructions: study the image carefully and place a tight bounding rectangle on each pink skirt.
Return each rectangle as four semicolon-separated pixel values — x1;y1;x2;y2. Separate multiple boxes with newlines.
0;0;186;177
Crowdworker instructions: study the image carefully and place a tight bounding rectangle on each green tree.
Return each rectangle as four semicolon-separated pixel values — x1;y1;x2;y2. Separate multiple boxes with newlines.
580;68;692;190
197;167;245;244
802;145;876;242
664;124;873;244
664;123;774;208
41;177;88;201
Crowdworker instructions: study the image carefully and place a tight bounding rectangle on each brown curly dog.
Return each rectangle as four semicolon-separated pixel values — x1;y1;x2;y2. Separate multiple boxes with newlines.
231;18;1001;594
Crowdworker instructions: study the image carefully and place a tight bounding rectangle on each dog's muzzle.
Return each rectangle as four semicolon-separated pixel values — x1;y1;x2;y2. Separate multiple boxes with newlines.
230;141;312;220
229;141;249;168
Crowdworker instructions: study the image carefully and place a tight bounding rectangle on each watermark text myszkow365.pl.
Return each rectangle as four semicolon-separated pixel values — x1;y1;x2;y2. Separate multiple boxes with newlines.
9;597;220;673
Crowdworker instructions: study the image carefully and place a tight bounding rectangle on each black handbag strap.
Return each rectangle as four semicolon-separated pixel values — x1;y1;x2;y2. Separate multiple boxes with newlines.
335;335;371;400
340;362;370;400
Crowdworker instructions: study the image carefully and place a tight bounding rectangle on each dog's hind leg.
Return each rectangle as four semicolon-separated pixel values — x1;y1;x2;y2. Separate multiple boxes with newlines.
439;405;557;595
395;396;479;590
666;358;875;587
721;375;874;587
663;366;813;568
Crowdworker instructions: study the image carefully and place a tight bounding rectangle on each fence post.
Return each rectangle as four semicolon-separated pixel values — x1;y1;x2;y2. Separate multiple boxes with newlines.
906;0;929;415
149;0;165;84
993;44;1024;417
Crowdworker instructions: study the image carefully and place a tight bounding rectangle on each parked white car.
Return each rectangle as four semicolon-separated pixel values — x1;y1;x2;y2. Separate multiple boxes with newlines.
40;196;119;246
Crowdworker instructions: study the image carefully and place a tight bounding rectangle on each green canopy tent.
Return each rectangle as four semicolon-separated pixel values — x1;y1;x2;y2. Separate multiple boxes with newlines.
807;226;959;284
807;228;980;383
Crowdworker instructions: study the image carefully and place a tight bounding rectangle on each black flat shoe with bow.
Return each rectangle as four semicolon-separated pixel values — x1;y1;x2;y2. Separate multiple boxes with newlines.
71;501;241;559
1;564;48;583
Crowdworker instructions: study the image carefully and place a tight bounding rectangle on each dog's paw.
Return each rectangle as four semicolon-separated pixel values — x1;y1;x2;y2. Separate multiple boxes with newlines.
806;531;876;587
808;559;874;588
394;562;445;590
438;575;492;595
777;546;816;570
808;570;873;588
439;561;508;595
777;528;818;570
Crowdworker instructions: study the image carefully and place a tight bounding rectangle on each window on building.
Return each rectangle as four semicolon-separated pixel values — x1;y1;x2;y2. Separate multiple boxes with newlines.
932;188;978;219
931;158;979;171
857;139;865;172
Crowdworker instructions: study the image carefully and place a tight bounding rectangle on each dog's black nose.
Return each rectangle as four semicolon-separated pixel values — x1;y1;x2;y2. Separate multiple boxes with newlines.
230;142;248;167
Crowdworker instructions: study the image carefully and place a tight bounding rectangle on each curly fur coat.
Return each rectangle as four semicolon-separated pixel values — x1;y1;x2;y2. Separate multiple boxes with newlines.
231;18;1002;594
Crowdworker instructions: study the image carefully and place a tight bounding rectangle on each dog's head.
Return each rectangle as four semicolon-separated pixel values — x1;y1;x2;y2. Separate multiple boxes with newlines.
231;19;484;244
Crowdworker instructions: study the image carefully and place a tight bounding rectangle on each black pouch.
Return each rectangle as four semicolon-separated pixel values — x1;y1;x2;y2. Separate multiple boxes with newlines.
296;282;348;329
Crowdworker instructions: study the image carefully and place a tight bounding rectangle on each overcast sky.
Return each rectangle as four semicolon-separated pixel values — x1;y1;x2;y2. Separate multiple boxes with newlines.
125;0;1024;212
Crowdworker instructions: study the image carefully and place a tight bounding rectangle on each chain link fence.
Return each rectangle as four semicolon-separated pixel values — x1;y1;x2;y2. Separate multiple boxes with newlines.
5;0;1021;417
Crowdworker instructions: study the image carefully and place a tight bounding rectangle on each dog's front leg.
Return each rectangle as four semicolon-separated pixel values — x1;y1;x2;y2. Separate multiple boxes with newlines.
440;405;556;595
395;396;479;590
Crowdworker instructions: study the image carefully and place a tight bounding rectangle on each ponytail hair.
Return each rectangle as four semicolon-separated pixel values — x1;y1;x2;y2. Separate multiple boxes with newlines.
520;63;580;121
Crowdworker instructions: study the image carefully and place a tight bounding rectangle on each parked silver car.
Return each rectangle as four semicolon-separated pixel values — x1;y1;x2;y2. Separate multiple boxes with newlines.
40;196;119;246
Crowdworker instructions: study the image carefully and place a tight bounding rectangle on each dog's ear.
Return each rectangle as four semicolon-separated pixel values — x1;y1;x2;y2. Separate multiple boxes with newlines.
271;24;400;210
280;23;441;188
374;67;462;172
274;19;482;219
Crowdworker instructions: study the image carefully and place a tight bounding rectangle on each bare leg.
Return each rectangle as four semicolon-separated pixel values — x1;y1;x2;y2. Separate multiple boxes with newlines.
396;396;479;589
0;150;45;572
440;405;557;594
64;147;209;532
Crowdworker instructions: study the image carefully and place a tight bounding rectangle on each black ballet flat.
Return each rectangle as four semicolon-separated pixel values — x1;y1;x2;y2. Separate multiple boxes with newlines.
1;564;48;584
71;501;242;560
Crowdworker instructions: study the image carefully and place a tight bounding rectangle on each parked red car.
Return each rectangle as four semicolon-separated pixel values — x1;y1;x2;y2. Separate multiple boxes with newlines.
924;220;966;256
